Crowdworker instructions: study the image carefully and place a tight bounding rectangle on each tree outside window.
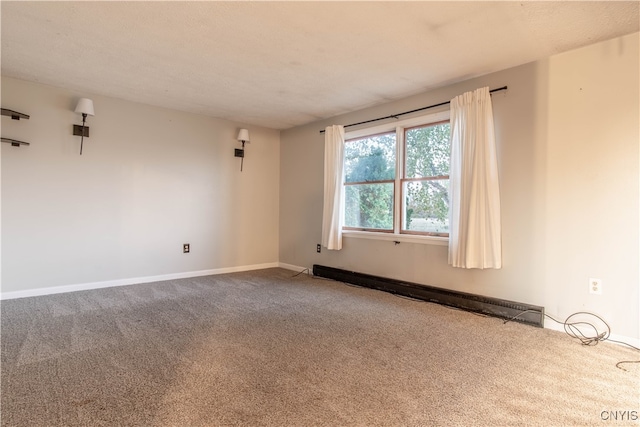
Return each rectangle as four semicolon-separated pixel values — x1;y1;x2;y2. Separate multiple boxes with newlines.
342;117;450;237
403;122;450;235
344;132;395;231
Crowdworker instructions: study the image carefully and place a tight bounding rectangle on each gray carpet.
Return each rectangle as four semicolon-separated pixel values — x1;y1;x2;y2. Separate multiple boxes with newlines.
1;268;638;426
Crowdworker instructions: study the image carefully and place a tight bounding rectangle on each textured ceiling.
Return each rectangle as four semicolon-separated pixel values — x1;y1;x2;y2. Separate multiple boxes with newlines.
2;1;638;130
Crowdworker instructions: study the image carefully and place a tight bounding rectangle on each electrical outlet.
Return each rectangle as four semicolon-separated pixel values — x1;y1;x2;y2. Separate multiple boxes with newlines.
317;244;321;253
183;243;190;254
589;278;602;295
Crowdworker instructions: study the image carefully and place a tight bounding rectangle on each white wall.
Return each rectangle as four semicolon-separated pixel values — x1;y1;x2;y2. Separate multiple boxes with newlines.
279;33;639;339
542;34;639;335
1;77;280;294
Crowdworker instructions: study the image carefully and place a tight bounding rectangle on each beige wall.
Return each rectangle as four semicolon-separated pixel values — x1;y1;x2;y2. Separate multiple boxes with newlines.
279;33;639;339
1;77;280;293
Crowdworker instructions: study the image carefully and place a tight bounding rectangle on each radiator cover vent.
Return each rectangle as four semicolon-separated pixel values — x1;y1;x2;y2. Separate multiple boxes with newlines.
313;265;544;328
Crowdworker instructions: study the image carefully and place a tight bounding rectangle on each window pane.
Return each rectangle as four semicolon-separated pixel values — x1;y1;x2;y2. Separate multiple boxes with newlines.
345;183;394;230
403;180;449;234
345;133;396;183
405;123;450;179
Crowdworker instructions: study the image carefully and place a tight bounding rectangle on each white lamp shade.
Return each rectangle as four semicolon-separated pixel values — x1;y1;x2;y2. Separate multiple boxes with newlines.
237;129;250;142
75;98;95;116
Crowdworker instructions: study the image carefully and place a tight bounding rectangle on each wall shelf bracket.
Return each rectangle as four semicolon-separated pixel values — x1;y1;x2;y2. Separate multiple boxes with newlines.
1;107;31;147
1;108;30;120
2;137;30;147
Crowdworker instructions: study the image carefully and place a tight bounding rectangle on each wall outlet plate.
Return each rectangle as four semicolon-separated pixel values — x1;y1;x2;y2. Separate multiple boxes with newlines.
317;244;321;253
589;278;602;295
183;243;190;253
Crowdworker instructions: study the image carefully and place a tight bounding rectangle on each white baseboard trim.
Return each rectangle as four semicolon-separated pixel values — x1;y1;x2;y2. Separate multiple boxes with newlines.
544;320;640;349
278;262;311;274
0;262;280;300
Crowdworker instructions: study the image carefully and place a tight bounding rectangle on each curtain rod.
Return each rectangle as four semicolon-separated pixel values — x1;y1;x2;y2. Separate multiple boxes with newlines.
319;86;507;134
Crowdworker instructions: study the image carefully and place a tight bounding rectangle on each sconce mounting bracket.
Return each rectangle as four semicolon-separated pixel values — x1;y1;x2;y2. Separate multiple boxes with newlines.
73;125;90;137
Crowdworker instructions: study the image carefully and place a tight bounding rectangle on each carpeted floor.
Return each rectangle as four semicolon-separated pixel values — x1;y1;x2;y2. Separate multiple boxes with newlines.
1;268;638;426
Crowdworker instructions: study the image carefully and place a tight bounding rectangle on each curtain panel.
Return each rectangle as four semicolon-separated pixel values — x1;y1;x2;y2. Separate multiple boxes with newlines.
321;125;345;250
448;87;502;269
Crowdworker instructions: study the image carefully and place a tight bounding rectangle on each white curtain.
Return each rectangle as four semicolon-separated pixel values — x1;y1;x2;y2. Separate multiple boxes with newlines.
448;87;502;269
321;125;345;250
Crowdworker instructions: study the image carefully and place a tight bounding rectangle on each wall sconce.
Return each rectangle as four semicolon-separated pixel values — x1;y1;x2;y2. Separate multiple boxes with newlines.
73;98;95;155
235;128;250;171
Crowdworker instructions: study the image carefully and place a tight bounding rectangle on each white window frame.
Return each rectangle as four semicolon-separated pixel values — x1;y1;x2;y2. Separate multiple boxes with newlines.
343;110;450;246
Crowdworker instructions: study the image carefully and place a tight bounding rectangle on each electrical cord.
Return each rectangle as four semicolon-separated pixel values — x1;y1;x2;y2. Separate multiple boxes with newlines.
290;268;343;283
291;268;310;278
390;292;490;318
390;293;425;302
505;310;640;371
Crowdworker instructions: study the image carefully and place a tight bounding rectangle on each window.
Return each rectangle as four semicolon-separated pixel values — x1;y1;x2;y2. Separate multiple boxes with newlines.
402;122;450;236
343;112;450;240
344;132;396;231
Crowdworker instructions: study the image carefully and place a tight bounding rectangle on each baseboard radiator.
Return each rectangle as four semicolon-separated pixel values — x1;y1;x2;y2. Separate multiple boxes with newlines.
313;265;544;328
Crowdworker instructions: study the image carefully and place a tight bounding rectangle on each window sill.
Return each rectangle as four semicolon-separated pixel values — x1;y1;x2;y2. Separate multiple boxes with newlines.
342;230;448;246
